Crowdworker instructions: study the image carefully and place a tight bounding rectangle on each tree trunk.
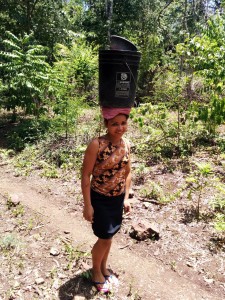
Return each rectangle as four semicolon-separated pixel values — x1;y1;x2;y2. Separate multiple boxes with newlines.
105;0;113;47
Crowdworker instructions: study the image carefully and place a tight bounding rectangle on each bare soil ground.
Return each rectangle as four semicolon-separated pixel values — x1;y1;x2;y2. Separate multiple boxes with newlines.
0;155;224;300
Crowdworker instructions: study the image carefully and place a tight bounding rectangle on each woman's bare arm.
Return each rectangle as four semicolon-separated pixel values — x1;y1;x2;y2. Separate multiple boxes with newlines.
124;158;131;214
81;138;99;222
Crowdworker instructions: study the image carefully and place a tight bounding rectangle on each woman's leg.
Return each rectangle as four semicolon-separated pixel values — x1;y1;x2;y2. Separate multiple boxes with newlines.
92;238;112;284
100;238;119;285
100;238;112;276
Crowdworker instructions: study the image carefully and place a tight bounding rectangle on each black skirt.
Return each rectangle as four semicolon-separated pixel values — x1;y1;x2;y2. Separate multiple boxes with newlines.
91;189;125;239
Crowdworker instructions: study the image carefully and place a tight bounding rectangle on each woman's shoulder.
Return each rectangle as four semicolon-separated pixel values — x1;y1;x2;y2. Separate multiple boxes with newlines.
89;137;99;145
85;137;99;152
98;135;110;145
87;135;109;148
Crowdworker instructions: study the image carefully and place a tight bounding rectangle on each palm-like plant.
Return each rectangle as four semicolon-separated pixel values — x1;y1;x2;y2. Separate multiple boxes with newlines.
0;31;51;120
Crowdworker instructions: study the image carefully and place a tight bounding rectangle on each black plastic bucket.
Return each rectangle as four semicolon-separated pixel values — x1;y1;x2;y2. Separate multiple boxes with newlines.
99;37;141;108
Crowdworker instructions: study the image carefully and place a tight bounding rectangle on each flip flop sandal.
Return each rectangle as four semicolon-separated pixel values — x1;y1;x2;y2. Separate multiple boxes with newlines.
104;274;119;285
92;280;110;293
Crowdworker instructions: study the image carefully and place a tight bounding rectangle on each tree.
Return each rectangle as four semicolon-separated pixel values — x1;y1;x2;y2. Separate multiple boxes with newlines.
0;31;52;120
176;13;225;134
0;0;76;62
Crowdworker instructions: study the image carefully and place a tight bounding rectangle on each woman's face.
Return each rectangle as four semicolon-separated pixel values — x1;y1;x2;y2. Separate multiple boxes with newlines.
106;114;128;138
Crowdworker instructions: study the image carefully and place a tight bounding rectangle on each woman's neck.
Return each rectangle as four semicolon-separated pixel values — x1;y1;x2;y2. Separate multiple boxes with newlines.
105;134;122;145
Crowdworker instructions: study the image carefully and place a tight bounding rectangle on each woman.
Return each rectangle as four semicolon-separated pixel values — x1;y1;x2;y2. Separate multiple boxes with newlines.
81;108;132;293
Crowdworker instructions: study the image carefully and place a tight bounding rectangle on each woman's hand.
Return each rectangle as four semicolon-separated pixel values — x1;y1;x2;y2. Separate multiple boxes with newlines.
124;199;131;214
83;205;94;223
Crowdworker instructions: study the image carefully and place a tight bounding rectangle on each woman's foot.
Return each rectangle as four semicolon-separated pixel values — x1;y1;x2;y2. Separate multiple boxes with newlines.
102;269;119;285
92;270;110;293
92;280;109;293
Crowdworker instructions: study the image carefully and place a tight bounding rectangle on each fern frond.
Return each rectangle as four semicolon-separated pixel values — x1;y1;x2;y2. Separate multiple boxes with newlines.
31;60;49;67
12;50;25;58
5;31;20;44
37;74;49;80
0;51;20;59
0;62;18;68
27;54;47;61
22;32;34;45
17;73;26;78
27;46;46;55
26;83;41;93
25;81;33;88
3;40;21;51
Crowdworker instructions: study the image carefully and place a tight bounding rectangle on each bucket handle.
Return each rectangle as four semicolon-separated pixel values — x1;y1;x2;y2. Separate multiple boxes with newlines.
124;60;138;92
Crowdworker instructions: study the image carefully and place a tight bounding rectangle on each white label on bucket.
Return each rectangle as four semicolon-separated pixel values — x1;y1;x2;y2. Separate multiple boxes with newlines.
115;72;130;98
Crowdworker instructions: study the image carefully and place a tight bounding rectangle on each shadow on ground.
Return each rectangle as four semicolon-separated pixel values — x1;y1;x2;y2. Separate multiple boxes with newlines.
58;270;97;300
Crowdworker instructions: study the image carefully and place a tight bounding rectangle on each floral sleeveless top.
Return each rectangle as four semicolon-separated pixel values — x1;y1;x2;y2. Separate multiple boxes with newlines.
91;137;130;196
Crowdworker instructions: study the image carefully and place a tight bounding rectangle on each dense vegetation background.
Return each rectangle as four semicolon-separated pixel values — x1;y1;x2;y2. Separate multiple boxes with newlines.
0;0;225;232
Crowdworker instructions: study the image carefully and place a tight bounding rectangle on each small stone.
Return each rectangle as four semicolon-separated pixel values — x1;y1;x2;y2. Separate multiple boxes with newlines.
9;194;20;206
75;269;83;276
81;261;90;270
153;249;160;256
186;262;194;267
35;277;45;285
74;296;86;300
58;273;67;279
24;286;32;292
50;247;60;256
52;279;60;289
14;281;20;289
204;277;214;284
143;202;150;208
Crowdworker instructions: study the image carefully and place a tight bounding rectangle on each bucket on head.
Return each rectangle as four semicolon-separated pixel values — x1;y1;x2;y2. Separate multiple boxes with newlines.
110;35;138;51
99;36;141;108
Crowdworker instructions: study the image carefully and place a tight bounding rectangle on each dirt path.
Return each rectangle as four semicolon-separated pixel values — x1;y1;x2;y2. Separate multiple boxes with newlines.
0;163;223;300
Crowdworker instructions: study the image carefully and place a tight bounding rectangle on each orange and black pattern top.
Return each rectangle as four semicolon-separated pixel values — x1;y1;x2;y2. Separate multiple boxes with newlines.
91;136;130;197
